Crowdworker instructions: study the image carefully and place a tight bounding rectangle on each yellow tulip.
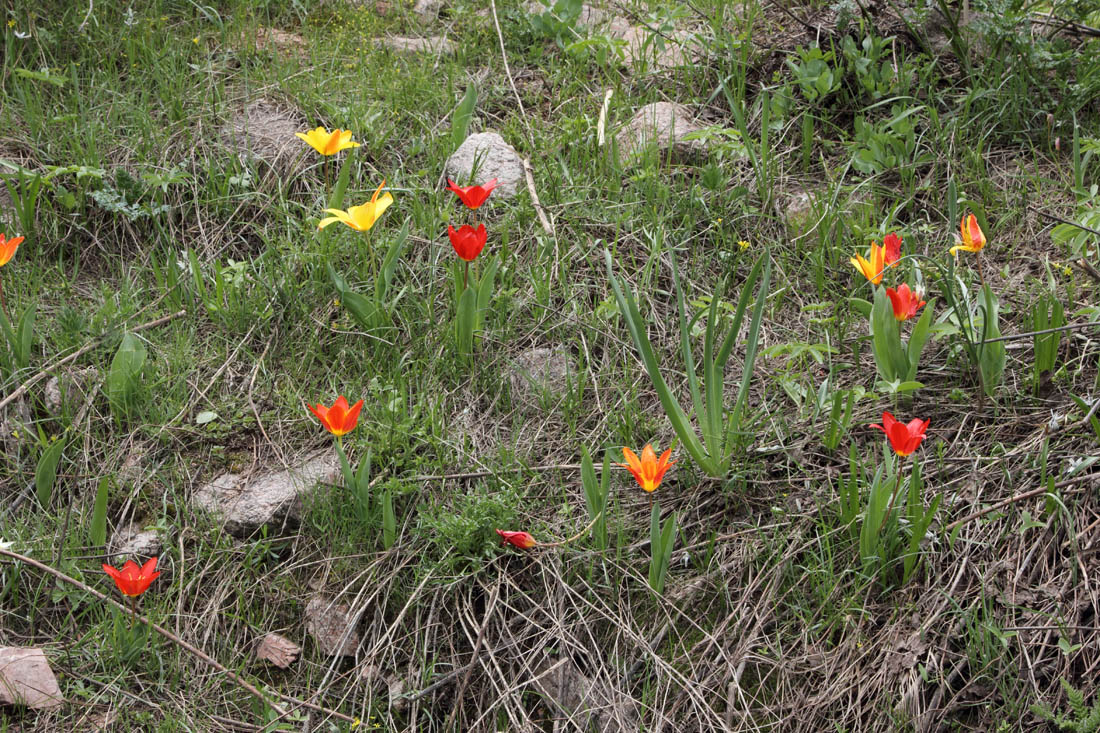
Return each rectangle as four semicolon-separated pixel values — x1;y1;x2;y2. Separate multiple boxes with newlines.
949;213;986;256
850;242;886;284
318;180;393;232
295;126;360;156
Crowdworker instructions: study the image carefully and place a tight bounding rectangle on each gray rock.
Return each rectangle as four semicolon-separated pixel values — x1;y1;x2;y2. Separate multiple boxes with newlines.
43;366;99;412
0;647;63;709
525;1;611;26
509;347;575;408
0;397;32;458
530;656;638;732
412;0;442;19
784;189;818;234
108;521;163;560
255;632;301;668
194;453;340;536
304;595;359;657
445;132;525;198
610;21;693;71
616;102;708;165
376;35;455;55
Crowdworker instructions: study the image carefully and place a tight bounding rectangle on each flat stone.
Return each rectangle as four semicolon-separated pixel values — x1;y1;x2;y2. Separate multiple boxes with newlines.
253;27;307;58
376;36;455;54
43;366;99;412
108;521;163;560
616;102;708;165
225;99;306;172
413;0;442;19
255;633;301;668
0;648;63;709
304;596;359;657
0;397;31;458
194;453;340;536
610;21;693;70
525;1;610;26
508;347;575;409
445;132;525;198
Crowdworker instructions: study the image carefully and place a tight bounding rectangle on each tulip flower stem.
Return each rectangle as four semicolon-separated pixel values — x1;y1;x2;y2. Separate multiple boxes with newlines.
876;469;906;538
538;510;606;548
463;261;469;291
0;275;9;323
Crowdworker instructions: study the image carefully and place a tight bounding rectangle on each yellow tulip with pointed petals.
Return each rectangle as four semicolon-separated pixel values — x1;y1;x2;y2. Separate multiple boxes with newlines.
318;180;393;232
949;213;987;256
295;127;360;156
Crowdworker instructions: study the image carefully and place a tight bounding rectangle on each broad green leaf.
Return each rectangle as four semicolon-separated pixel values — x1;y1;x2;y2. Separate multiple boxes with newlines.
35;437;66;508
107;332;147;417
90;476;109;547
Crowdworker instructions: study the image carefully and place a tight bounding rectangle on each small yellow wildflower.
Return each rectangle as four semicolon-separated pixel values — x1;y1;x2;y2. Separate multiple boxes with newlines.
1064;265;1073;276
737;240;750;251
7;20;15;28
192;37;199;44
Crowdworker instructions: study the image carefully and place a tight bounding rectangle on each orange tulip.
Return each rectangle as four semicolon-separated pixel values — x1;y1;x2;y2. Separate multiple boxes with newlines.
619;444;675;493
102;557;160;598
870;411;929;457
850;242;886;284
495;529;537;549
0;234;24;267
307;396;363;437
885;283;926;321
949;214;986;256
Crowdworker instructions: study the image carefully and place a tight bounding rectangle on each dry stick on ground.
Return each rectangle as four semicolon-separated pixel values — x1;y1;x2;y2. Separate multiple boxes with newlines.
0;547;357;726
443;579;501;731
489;0;533;146
0;309;187;413
522;157;554;237
945;470;1100;531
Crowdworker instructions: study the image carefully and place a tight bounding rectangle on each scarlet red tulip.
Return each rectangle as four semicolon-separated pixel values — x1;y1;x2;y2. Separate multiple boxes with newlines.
885;283;927;321
619;444;675;493
870;411;929;457
307;396;363;437
448;224;487;262
495;529;537;549
883;232;902;267
102;557;160;598
446;178;497;210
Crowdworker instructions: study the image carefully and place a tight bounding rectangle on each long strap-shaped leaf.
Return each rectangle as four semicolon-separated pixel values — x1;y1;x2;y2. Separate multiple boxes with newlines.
604;249;714;475
727;252;772;445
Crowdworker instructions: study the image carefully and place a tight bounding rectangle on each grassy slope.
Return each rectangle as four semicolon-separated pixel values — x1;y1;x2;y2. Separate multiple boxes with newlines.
1;0;1100;730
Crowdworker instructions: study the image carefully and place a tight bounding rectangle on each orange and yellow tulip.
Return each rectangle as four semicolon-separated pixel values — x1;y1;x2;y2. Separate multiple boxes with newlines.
307;396;363;437
619;444;675;493
495;529;537;549
870;411;929;457
318;180;393;232
850;241;887;284
885;283;926;321
102;557;160;598
295;127;360;156
949;214;986;256
0;233;24;267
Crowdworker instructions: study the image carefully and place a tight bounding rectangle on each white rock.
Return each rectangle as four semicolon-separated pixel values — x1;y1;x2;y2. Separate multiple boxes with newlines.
610;21;693;71
445;132;525;198
108;522;163;560
616;102;708;164
43;366;99;412
376;36;455;54
0;648;63;709
194;453;340;536
412;0;442;19
255;632;301;668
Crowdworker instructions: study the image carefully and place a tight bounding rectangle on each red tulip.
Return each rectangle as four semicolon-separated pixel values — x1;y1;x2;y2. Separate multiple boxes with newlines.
446;178;497;210
307;396;363;437
883;232;902;267
448;224;487;262
103;557;160;598
870;411;929;457
885;283;927;321
495;529;537;549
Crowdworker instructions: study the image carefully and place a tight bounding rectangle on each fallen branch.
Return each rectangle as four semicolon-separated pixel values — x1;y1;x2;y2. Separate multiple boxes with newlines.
945;471;1100;531
522;157;554;237
0;547;356;726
